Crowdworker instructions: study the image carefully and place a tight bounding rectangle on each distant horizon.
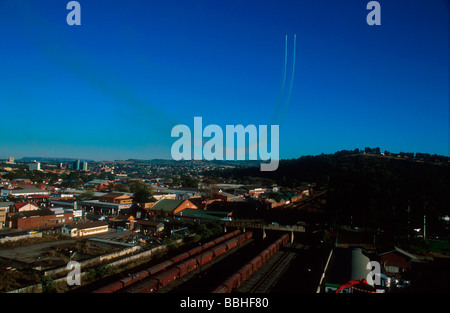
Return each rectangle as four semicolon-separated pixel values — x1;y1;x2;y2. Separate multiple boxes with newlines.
3;146;449;163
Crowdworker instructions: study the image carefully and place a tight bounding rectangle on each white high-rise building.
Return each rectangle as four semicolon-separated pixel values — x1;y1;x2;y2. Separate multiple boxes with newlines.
29;161;41;171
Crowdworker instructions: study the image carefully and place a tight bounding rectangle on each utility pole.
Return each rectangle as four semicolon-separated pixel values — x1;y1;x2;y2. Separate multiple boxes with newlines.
423;197;428;242
423;215;426;241
407;205;411;241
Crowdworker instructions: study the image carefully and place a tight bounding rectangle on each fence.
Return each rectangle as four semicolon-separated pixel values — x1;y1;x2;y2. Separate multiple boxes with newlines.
0;232;43;244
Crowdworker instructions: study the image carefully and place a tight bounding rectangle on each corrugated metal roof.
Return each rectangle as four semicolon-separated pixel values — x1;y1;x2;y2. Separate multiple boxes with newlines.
150;199;184;212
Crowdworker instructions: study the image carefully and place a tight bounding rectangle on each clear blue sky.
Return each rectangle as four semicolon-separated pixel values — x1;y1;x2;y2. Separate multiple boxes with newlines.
0;0;448;161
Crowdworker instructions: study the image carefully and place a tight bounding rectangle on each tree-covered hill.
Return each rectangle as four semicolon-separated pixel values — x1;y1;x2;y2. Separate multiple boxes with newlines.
204;150;450;237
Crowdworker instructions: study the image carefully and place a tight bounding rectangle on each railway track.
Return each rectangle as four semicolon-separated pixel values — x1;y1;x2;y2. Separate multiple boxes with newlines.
239;242;301;293
90;230;249;293
212;234;290;293
122;231;253;293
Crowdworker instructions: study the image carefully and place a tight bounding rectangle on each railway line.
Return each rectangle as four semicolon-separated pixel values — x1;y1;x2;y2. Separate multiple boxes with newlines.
91;229;249;293
212;234;290;293
166;234;274;293
237;242;301;293
89;228;317;294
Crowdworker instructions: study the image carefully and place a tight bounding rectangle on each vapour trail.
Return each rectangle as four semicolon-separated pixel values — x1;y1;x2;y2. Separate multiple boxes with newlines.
279;34;296;126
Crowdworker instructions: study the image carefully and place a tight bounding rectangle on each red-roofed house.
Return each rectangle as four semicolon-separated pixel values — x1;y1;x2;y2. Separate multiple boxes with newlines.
14;202;39;212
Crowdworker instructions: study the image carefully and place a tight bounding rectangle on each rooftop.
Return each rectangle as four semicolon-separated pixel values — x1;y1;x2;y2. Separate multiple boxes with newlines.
64;220;109;230
150;199;189;213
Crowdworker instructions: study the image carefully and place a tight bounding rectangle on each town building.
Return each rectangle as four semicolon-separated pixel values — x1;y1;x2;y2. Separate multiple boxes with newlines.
174;209;232;222
135;220;164;235
148;199;198;218
77;195;133;216
7;208;73;229
97;193;133;205
13;202;39;212
108;214;137;230
212;190;241;202
0;202;13;229
29;161;41;171
61;221;109;237
1;187;50;199
378;248;412;277
84;179;112;190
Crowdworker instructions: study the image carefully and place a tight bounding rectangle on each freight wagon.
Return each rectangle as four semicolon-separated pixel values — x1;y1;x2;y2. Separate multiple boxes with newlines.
213;234;289;293
92;229;243;293
132;231;253;293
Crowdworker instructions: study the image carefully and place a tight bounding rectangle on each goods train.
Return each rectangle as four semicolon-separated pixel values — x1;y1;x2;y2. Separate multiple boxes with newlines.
92;230;252;293
212;234;289;293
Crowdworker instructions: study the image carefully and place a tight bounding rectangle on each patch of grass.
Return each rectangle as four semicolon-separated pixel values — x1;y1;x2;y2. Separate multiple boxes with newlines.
0;265;40;292
409;239;450;255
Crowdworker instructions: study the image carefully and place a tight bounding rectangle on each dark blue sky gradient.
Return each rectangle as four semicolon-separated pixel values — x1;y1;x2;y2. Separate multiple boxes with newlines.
0;0;448;160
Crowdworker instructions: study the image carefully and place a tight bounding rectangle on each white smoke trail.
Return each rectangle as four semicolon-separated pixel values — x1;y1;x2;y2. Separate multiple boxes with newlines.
279;34;296;126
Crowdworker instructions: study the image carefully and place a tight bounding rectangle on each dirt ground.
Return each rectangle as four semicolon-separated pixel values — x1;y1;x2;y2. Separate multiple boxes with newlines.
0;239;77;265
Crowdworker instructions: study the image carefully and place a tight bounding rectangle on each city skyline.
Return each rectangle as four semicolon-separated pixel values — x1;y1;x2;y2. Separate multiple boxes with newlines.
0;0;448;161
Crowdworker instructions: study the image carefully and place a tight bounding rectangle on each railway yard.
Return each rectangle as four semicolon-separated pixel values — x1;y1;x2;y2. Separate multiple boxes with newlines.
84;228;327;294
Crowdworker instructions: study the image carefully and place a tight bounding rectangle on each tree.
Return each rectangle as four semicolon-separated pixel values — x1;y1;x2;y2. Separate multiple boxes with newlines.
130;181;153;203
182;176;198;188
114;184;130;192
79;190;95;200
40;276;56;293
133;189;152;203
129;181;149;193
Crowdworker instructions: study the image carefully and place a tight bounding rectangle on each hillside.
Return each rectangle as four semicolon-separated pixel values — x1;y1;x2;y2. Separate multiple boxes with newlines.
205;150;450;239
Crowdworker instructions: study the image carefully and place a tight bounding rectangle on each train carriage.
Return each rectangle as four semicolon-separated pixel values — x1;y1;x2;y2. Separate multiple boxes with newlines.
135;270;150;281
91;281;124;293
238;263;253;282
225;238;239;250
169;252;190;264
202;240;216;251
212;284;228;293
249;254;263;272
186;245;203;257
224;229;240;240
236;233;246;245
176;258;198;277
212;243;228;257
147;260;173;275
134;278;159;293
119;274;138;288
196;250;214;266
154;267;180;288
223;272;241;291
260;248;270;262
212;235;226;246
266;243;275;257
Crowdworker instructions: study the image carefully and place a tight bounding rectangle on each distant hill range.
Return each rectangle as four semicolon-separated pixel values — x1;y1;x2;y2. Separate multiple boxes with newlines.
19;157;94;162
124;158;261;167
